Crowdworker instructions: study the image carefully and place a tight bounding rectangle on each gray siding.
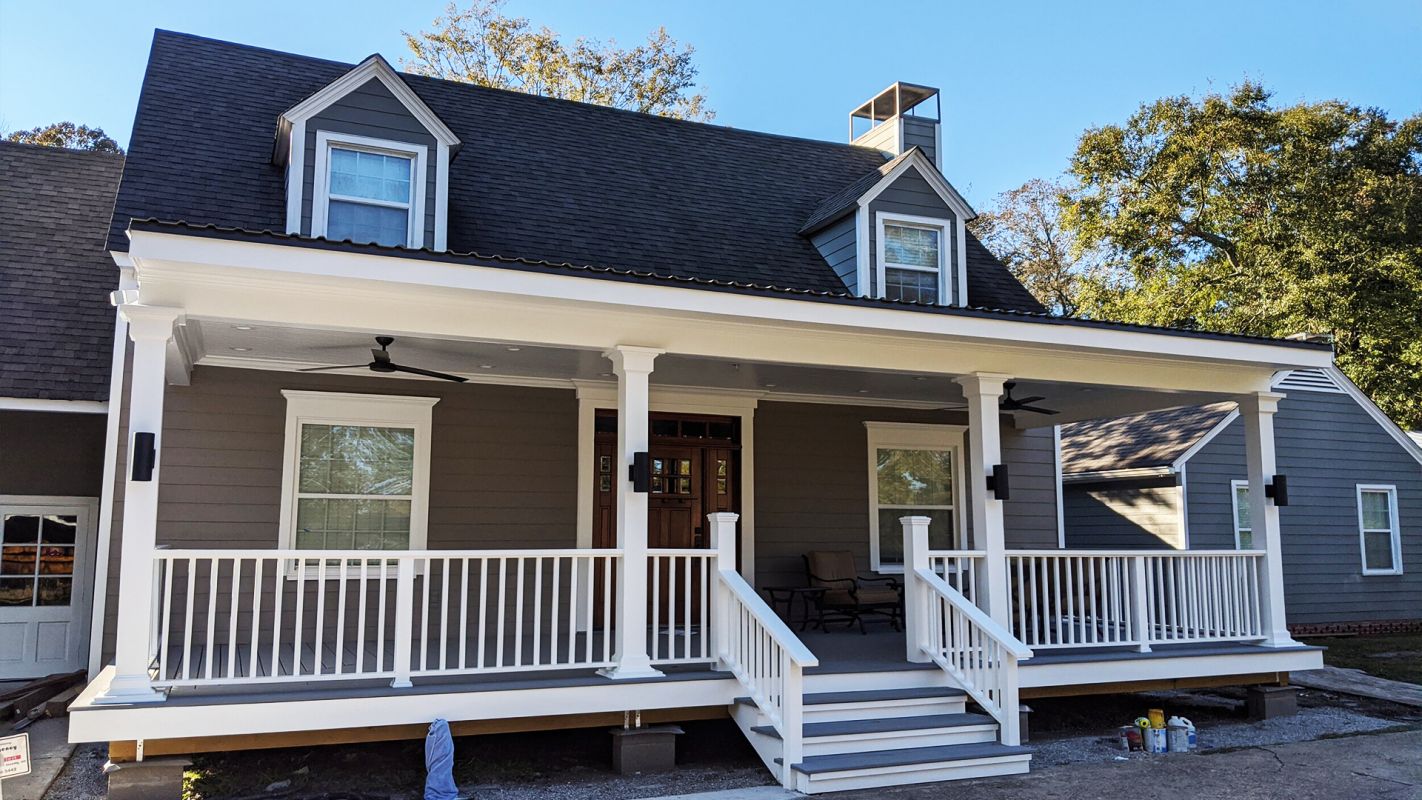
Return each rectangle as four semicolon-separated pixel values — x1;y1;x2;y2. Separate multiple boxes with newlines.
902;117;937;165
809;215;858;294
1063;476;1184;549
866;167;959;303
300;78;439;247
1185;391;1422;625
100;365;579;662
753;402;1060;587
0;410;106;497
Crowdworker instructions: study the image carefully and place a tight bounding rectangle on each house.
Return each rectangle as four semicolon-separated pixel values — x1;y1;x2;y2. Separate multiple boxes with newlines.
1060;366;1422;635
0;141;123;680
64;30;1332;794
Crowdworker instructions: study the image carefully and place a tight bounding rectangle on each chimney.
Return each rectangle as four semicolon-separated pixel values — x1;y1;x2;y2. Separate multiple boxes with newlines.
849;82;941;168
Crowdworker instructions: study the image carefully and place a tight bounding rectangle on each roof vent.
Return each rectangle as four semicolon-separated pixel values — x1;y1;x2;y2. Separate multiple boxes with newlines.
1274;368;1345;393
849;82;941;168
1284;332;1333;344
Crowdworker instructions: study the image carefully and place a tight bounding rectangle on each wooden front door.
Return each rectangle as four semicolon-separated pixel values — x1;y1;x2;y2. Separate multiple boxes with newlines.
592;413;740;627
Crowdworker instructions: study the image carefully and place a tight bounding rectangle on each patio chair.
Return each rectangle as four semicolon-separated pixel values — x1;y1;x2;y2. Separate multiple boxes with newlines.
802;550;903;634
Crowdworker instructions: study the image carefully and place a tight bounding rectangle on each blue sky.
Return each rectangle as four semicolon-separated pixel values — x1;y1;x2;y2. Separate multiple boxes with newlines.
1;0;1418;205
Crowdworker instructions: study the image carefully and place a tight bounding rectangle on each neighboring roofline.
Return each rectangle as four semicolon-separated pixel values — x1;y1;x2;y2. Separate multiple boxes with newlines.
1061;466;1176;484
125;218;1338;353
1171;408;1242;470
858;147;976;220
278;54;461;150
1327;366;1422;467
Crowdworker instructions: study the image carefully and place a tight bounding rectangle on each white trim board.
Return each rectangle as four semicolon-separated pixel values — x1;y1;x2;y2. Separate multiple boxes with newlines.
0;398;108;414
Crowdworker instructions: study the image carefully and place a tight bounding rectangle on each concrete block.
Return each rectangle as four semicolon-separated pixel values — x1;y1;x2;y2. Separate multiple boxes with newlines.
1246;684;1298;720
104;756;191;800
609;724;683;774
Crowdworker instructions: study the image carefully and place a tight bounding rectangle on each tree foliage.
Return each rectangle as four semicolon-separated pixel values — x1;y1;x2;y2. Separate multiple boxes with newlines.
968;178;1107;316
6;121;123;153
404;0;712;121
997;83;1422;428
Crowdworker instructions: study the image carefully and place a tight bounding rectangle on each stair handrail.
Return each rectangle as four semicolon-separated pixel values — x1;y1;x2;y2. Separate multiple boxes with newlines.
708;513;817;788
903;517;1032;747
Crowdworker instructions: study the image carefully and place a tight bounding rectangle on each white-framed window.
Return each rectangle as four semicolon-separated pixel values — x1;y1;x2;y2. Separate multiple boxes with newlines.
1356;484;1403;575
876;212;952;305
1230;479;1253;550
278;391;438;559
865;422;965;572
311;131;428;249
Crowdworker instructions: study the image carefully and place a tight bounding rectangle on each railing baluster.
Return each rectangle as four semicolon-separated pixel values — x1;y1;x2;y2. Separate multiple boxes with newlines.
356;558;368;675
249;558;263;679
227;558;242;679
334;558;348;676
476;557;488;670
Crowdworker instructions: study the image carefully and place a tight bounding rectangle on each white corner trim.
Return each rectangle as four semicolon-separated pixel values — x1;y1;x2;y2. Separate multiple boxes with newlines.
310;131;429;250
854;206;871;298
281;56;459;147
1171;408;1242;470
955;215;969;309
1178;464;1191;549
1328;367;1422;468
864;421;967;572
285;118;306;235
276;390;439;553
874;211;955;306
0;397;108;414
1356;483;1404;576
434;141;450;251
1053;424;1065;548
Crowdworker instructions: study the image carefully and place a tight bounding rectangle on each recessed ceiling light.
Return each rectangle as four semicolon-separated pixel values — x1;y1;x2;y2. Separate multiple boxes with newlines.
230;346;252;352
858;389;870;394
913;376;927;382
506;346;521;352
763;383;777;388
600;372;614;378
233;325;254;331
478;364;495;369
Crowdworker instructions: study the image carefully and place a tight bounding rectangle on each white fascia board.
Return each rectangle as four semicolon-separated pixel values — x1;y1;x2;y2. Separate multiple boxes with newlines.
857;149;976;220
1170;408;1242;470
1328;366;1422;467
1060;466;1176;484
125;231;1335;389
280;55;459;147
0;397;109;413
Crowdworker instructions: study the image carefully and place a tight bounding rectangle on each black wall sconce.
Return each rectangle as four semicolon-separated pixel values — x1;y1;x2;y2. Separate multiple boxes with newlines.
628;451;651;493
132;432;157;482
1265;474;1289;507
986;464;1011;501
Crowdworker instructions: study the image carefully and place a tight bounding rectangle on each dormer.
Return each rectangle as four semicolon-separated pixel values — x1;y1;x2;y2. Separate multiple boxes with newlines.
801;83;974;307
274;55;460;251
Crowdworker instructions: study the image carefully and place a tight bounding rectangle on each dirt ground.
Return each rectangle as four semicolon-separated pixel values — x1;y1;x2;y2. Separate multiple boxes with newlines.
1308;632;1422;684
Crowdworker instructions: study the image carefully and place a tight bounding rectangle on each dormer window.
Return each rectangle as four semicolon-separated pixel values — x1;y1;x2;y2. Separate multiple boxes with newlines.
877;213;951;305
312;132;427;248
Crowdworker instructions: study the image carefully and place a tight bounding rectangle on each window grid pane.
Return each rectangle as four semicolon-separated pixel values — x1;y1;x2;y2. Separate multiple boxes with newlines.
330;148;411;204
885;267;938;304
884;225;940;268
327;201;408;247
295;422;416;552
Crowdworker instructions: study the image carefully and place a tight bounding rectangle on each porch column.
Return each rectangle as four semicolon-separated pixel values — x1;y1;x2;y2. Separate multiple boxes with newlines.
600;345;665;679
97;305;183;704
954;373;1012;628
1240;391;1299;648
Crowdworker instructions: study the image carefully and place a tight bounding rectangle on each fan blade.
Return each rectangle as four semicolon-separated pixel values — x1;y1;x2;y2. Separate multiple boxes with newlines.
1016;403;1060;415
387;362;469;383
298;364;371;373
1015;395;1047;405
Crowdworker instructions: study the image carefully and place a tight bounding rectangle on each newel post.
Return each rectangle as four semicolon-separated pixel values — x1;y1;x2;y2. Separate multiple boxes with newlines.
708;512;738;669
901;516;932;662
96;305;183;705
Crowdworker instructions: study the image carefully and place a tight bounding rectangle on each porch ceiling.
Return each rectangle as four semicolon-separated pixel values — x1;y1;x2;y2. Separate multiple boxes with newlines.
194;319;1236;426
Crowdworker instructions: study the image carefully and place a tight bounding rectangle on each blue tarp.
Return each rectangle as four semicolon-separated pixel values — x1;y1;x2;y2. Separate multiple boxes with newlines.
425;718;458;800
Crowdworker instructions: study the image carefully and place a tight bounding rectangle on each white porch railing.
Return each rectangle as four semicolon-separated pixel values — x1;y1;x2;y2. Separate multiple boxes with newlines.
709;513;817;788
1005;550;1266;651
647;548;715;664
926;549;984;606
904;519;1030;747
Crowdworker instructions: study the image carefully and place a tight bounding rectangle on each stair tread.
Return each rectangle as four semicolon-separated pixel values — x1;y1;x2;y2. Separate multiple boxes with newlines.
779;742;1032;774
751;712;996;740
804;686;966;705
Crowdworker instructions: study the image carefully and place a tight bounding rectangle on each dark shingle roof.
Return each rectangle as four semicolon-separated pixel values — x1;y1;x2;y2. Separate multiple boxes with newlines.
0;142;124;401
109;31;1045;313
798;149;916;235
1059;402;1237;475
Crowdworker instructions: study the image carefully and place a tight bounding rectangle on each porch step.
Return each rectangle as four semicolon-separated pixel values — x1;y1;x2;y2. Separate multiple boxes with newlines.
803;686;965;705
777;742;1032;793
751;713;998;755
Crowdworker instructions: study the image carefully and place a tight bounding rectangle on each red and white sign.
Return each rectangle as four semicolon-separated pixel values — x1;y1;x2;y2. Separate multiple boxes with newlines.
0;733;30;780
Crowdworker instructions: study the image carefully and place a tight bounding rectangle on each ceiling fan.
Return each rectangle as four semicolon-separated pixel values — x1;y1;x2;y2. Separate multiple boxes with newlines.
1000;381;1059;415
299;336;468;383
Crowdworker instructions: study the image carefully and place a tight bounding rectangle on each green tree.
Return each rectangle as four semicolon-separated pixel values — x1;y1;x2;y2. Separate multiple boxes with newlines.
1062;83;1422;428
6;121;123;153
404;0;712;121
968;178;1110;316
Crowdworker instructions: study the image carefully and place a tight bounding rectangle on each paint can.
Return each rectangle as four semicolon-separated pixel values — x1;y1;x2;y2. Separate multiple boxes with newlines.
1146;727;1168;754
